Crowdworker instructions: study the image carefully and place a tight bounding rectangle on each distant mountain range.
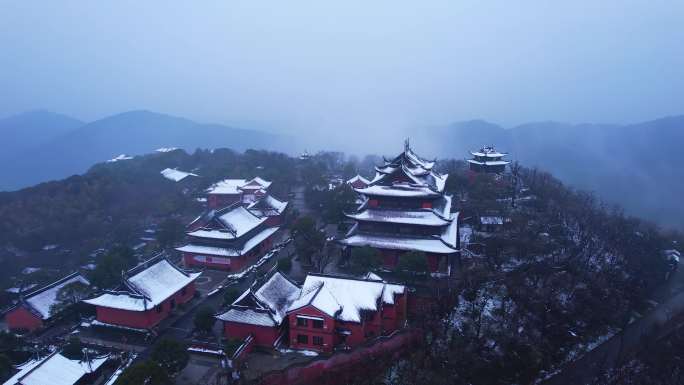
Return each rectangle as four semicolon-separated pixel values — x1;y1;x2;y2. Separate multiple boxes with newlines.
413;116;684;230
0;110;290;190
1;109;682;229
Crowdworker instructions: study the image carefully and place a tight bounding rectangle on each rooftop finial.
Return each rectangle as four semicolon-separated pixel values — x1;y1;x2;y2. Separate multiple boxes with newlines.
404;138;410;152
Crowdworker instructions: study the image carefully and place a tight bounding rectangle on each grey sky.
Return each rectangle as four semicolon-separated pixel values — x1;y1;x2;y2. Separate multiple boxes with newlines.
1;0;683;140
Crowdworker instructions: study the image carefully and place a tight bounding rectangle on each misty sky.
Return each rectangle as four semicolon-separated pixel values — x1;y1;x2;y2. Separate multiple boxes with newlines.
1;0;683;139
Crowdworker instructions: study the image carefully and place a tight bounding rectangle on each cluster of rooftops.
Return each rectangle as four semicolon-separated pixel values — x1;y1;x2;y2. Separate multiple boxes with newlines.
218;271;405;327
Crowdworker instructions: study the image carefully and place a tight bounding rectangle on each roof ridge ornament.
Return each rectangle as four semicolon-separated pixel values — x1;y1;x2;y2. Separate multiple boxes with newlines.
404;138;410;153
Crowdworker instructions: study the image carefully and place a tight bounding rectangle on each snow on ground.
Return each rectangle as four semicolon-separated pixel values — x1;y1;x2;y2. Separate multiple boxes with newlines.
188;347;224;355
277;348;319;357
103;354;137;385
160;168;198;182
107;154;133;162
155;147;178;153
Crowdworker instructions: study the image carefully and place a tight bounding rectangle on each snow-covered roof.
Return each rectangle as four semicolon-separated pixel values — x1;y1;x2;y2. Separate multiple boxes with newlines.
207;177;272;195
339;230;458;254
84;257;200;312
289;274;405;322
347;175;370;186
363;272;383;281
106;154;133;163
3;352;109;385
217;206;266;236
160;168;198;182
241;177;272;190
188;206;267;240
247;195;288;217
155;147;178;153
217;272;300;327
370;143;446;192
5;284;37;294
177;227;279;257
253;272;301;323
289;283;341;318
355;184;441;198
467;159;510;166
216;308;278;327
441;212;460;249
206;179;247;195
346;206;452;227
21;273;90;320
470;146;507;158
664;249;681;262
219;272;406;326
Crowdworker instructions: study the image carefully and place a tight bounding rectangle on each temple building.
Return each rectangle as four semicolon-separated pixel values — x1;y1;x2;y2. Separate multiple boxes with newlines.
5;272;90;332
346;174;370;189
83;256;199;330
338;141;460;273
217;272;300;348
206;177;272;209
217;271;406;353
177;203;282;271
467;146;510;174
2;350;113;385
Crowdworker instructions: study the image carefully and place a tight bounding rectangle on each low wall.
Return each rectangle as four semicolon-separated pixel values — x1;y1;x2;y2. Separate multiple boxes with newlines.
254;329;421;385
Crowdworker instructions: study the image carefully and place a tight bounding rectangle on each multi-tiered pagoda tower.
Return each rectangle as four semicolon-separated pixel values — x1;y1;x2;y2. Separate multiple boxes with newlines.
467;146;510;174
339;140;459;274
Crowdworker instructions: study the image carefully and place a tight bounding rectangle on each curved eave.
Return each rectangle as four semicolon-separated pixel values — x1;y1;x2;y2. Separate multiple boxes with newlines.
344;211;451;227
338;234;458;254
353;187;441;199
467;159;511;166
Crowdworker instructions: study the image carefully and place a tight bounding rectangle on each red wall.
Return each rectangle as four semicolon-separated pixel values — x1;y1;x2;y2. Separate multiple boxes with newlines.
264;216;282;227
95;282;195;329
381;293;407;332
334;320;366;347
288;306;336;353
258;329;422;385
379;248;446;273
208;193;241;209
224;322;280;348
350;180;368;189
183;232;275;271
381;249;399;269
6;306;43;332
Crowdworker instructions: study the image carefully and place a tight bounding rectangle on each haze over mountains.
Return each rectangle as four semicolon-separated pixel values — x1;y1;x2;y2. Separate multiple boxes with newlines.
415;116;684;230
0;110;290;190
1;110;683;229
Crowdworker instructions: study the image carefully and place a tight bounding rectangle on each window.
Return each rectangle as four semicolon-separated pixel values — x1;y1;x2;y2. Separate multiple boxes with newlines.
155;304;163;313
297;334;308;344
297;317;308;327
313;336;323;346
312;319;324;329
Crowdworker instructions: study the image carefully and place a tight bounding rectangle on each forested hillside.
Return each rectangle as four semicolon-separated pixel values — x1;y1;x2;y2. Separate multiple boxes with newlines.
0;148;297;279
367;160;681;385
0;110;289;190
